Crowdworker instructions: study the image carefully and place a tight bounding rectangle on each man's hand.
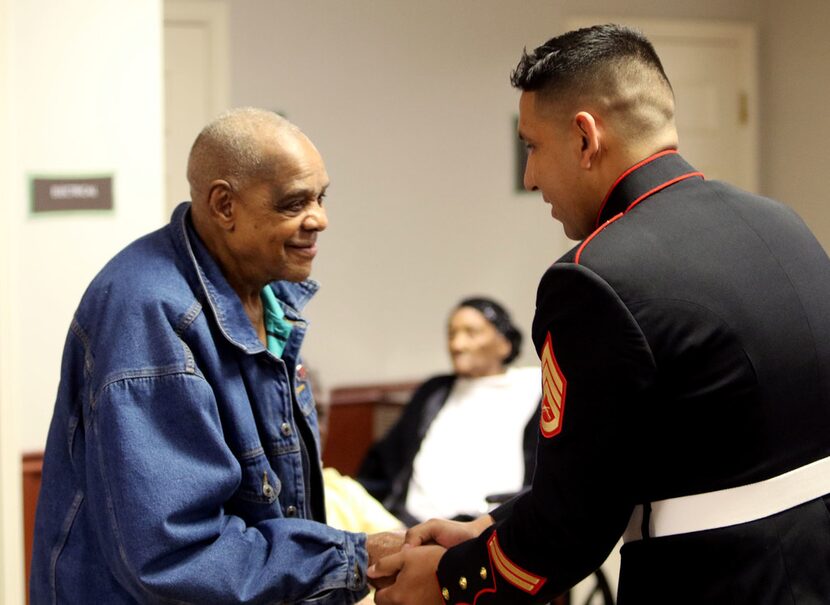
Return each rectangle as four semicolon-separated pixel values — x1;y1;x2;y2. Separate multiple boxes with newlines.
406;514;494;548
367;531;406;567
369;544;446;605
366;531;406;590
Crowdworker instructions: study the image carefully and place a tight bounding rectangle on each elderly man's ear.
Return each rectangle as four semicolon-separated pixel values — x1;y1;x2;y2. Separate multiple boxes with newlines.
206;179;235;230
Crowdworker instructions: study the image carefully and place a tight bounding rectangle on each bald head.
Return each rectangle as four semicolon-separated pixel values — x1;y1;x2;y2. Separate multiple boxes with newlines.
511;24;677;152
187;108;304;204
185;108;329;299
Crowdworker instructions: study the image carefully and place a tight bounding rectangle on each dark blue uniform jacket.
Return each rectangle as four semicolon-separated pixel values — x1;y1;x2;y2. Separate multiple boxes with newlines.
436;151;830;605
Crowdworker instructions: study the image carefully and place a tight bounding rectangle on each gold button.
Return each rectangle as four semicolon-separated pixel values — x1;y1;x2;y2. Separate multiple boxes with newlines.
480;567;488;580
459;576;467;590
442;587;450;601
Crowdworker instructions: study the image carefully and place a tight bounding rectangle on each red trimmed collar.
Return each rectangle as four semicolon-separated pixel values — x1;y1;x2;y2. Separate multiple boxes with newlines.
574;152;704;265
593;150;702;228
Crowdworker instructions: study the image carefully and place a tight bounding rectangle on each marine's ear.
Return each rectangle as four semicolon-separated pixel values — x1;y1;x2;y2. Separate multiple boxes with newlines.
574;111;601;169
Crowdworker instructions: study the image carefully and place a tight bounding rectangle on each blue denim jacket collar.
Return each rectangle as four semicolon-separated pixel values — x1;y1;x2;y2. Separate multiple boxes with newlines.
169;202;320;355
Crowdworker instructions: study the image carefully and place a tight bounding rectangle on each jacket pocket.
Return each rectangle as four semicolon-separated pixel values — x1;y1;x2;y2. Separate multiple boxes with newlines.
226;450;283;524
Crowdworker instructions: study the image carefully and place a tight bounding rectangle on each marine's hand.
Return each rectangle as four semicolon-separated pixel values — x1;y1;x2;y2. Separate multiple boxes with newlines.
405;514;494;548
370;544;445;605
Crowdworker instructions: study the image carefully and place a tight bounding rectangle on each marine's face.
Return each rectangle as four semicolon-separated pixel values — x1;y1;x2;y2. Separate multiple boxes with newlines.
519;91;597;240
229;134;329;284
447;307;511;378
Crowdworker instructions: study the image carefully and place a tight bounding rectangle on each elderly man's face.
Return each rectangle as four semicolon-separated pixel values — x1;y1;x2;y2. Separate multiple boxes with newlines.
229;133;329;285
447;307;511;378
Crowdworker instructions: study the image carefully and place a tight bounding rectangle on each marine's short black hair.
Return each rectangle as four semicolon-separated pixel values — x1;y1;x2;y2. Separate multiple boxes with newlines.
510;23;671;98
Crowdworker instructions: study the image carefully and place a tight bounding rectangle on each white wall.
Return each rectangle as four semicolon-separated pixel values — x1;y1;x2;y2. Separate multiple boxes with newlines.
760;0;830;251
0;0;164;602
0;0;20;600
12;0;166;453
228;0;763;391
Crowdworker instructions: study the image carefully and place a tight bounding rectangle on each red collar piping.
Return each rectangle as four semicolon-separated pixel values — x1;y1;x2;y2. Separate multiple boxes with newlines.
575;169;704;265
593;149;679;230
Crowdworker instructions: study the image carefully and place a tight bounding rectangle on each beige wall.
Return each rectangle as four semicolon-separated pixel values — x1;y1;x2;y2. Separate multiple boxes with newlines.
228;0;765;392
0;0;164;602
760;0;830;251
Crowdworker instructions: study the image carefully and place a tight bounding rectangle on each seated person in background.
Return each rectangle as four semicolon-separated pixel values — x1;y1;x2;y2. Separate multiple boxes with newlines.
357;296;541;525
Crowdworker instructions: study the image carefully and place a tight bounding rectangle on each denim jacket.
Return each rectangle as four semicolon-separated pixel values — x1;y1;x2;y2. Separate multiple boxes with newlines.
31;203;368;604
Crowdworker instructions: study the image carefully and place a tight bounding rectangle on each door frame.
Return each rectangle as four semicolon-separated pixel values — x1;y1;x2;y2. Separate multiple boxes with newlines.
163;0;230;111
163;0;230;112
163;0;230;214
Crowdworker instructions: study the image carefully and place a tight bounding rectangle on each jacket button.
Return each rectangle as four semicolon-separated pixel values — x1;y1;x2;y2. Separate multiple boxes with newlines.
285;505;297;517
479;567;487;580
441;587;450;601
261;472;275;499
458;576;467;590
280;422;292;436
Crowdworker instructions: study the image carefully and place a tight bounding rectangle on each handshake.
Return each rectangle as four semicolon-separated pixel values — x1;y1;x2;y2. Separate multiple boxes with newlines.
365;514;494;605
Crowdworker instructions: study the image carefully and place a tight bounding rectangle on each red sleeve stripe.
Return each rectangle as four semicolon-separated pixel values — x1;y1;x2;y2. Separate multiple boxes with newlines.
487;532;547;595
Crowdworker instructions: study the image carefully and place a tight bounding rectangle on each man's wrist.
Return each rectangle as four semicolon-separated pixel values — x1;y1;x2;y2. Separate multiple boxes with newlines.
472;513;495;536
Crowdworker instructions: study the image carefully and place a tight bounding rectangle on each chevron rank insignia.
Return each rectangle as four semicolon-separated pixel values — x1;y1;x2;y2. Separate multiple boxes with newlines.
487;531;546;595
540;332;566;438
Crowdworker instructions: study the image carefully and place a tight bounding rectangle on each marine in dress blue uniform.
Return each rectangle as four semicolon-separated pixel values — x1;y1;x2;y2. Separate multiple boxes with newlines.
435;149;830;604
371;24;830;605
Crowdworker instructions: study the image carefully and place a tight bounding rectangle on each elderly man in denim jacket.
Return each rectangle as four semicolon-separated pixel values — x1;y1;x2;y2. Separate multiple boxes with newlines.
30;108;400;604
